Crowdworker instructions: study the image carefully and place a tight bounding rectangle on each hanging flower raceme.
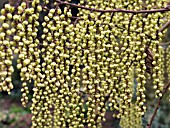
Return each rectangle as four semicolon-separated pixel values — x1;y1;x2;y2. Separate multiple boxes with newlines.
0;0;168;127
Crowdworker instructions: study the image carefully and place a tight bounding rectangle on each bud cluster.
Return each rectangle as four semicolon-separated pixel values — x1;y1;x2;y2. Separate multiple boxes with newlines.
0;0;168;127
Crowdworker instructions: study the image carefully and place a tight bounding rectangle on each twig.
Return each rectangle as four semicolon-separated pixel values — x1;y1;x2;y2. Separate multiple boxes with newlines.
42;6;50;11
56;0;170;32
146;81;170;128
56;0;170;14
159;41;170;46
128;14;135;35
26;0;29;8
159;20;170;32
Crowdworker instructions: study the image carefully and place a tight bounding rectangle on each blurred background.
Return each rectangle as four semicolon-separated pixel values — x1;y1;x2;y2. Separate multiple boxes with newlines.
0;0;170;128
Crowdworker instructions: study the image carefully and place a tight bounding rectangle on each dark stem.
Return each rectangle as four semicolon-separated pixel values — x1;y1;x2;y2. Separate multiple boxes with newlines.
128;14;135;35
26;0;29;8
146;81;170;128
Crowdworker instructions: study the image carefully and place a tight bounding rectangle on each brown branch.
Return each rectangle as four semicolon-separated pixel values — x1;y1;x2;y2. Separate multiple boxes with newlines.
56;0;170;32
56;0;170;14
146;81;170;128
26;0;29;8
159;20;170;32
159;41;170;46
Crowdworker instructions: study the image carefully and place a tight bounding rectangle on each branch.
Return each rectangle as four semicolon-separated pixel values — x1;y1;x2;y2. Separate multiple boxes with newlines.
26;0;29;8
56;0;170;14
128;14;135;34
146;81;170;128
159;20;170;32
159;41;170;46
56;1;170;32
